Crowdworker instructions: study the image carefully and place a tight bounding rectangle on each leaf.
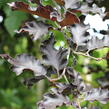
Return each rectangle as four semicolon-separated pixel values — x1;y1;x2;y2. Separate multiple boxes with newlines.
17;21;49;40
59;10;80;27
40;34;68;71
8;1;53;19
64;0;80;9
54;0;64;5
37;88;70;109
86;35;109;51
55;83;78;95
8;1;80;27
85;0;94;3
70;24;90;47
67;67;87;92
50;11;63;22
80;3;106;18
4;11;28;36
23;76;45;88
70;24;109;52
84;88;109;104
0;53;46;76
97;71;109;88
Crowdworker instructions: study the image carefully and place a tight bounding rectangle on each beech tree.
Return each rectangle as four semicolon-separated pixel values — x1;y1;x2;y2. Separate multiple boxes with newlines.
1;0;109;109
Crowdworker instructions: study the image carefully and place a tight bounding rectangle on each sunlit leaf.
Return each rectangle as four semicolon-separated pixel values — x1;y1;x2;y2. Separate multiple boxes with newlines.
17;21;49;40
41;34;68;72
64;0;80;9
0;54;47;76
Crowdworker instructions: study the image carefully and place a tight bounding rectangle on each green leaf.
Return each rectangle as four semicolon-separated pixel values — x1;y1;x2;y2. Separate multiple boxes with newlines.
4;11;28;37
0;0;28;8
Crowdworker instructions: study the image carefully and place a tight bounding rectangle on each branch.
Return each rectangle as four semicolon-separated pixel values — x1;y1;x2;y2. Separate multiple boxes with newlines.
73;51;104;61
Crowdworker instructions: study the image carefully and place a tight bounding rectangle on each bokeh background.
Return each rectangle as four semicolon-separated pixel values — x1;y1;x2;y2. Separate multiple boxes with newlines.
1;0;109;109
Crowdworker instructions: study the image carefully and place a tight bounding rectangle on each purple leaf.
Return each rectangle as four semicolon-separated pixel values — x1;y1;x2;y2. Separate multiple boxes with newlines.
37;88;70;109
17;21;49;40
41;34;68;72
84;88;109;104
0;53;46;76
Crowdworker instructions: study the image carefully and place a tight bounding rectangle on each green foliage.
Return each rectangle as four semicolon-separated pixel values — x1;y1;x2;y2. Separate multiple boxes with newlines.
4;9;28;36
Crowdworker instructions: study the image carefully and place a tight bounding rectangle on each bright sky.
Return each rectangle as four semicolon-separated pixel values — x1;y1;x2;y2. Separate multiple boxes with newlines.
84;14;109;31
84;14;109;39
0;16;3;23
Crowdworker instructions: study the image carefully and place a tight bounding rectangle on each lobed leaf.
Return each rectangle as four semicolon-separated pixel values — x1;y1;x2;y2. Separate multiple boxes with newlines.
23;76;45;88
64;0;80;9
41;34;68;72
80;3;106;18
70;24;109;52
67;67;87;92
17;21;49;40
86;35;109;51
70;24;90;50
84;88;109;104
55;82;78;96
37;88;70;109
0;53;46;76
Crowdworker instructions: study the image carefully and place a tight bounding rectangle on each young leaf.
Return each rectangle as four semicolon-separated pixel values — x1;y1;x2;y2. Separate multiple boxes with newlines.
37;88;70;109
40;34;68;72
84;88;109;104
0;54;46;76
17;21;49;40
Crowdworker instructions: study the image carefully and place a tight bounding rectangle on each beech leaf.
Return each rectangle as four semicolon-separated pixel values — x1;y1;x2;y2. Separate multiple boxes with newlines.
70;24;109;52
67;67;87;92
80;3;106;18
0;54;46;76
23;76;45;88
17;21;49;40
37;88;70;109
54;0;64;5
84;88;109;104
41;34;68;71
86;35;109;51
64;0;80;9
70;24;90;49
8;1;80;27
55;83;78;95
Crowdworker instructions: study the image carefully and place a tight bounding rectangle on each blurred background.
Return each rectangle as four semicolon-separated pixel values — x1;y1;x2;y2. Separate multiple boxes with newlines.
0;0;109;109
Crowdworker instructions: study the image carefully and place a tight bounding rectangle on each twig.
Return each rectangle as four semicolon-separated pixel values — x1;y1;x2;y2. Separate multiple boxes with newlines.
63;74;69;83
67;47;71;59
45;67;66;82
73;51;104;61
77;99;82;109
